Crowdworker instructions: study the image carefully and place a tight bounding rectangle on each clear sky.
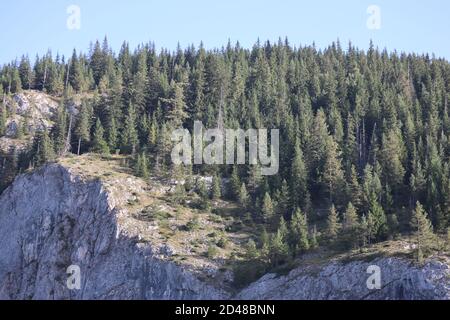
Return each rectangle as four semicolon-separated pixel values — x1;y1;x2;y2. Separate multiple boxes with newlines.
1;0;449;64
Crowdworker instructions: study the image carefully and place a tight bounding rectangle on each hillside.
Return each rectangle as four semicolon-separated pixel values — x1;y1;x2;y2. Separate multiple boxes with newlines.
1;39;450;300
0;158;448;299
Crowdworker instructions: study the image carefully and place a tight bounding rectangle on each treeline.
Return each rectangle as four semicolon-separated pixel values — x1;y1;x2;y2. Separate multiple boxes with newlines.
0;38;449;262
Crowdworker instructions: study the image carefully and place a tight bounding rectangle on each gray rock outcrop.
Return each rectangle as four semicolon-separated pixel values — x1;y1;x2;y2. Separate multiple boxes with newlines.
0;164;227;299
237;258;449;300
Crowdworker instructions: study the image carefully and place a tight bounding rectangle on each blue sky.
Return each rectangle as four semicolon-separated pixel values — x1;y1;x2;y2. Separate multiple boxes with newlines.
0;0;449;64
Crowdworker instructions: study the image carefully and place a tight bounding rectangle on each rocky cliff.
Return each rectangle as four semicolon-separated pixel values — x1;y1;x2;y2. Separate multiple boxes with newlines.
0;162;448;300
237;257;449;300
0;163;227;299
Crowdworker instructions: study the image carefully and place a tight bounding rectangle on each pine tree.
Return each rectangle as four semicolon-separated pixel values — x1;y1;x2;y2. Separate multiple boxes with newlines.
121;104;139;154
290;208;310;254
171;183;187;205
90;40;106;86
259;227;270;260
446;227;450;254
52;102;68;155
368;198;387;240
348;165;362;209
132;49;148;112
276;179;291;218
238;183;250;208
261;192;274;222
244;239;259;260
0;103;6;137
269;227;290;267
91;118;109;154
162;80;188;129
278;216;289;239
380;129;406;194
323;135;345;204
68;50;86;92
290;139;308;209
411;202;436;263
212;174;222;200
310;225;319;249
135;152;149;179
18;55;33;90
74;102;91;155
0;147;19;192
10;66;22;93
31;129;55;167
344;202;359;229
107;116;118;152
326;204;340;243
358;214;370;248
229;166;241;200
197;179;210;210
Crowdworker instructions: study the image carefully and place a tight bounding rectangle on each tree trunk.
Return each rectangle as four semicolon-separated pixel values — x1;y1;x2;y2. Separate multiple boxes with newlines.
77;137;81;156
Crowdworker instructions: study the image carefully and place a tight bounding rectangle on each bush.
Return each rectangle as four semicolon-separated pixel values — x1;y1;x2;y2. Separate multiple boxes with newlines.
185;215;200;231
217;236;229;249
233;260;267;289
207;244;218;259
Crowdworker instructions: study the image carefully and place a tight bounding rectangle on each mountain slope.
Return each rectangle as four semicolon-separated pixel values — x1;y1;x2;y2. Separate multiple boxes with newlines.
0;157;448;300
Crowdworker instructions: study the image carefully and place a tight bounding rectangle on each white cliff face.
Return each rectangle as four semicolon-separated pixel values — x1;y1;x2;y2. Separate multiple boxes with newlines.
0;164;448;300
0;164;227;300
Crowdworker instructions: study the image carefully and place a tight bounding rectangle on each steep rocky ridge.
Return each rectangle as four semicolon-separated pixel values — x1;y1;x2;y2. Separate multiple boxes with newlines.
0;161;228;299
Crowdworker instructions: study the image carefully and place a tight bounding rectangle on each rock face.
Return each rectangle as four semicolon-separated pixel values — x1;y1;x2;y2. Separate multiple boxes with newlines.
0;164;227;300
237;258;449;300
5;91;58;138
0;164;448;300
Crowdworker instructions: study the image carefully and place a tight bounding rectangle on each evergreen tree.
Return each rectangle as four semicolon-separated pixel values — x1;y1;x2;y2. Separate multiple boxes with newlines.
212;174;222;200
368;198;388;240
229;166;241;200
0;103;6;137
238;183;250;209
323;135;345;204
74;102;91;155
259;227;270;259
261;192;274;222
310;225;319;249
290;139;308;209
162;80;188;129
276;179;291;219
290;208;310;254
31;129;55;167
411;202;436;263
91;118;109;154
244;239;259;260
52;102;68;155
135;152;149;179
18;55;33;90
269;227;290;267
121;104;139;154
344;202;359;229
326;204;340;243
348;165;362;209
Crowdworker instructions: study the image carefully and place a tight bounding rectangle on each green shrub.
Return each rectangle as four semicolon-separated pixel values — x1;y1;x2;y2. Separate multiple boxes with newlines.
207;245;218;259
